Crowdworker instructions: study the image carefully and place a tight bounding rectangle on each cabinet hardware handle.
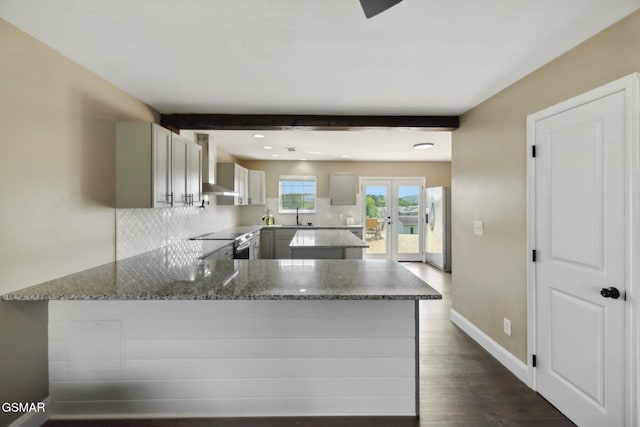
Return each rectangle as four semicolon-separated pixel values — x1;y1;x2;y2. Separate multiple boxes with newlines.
168;193;174;207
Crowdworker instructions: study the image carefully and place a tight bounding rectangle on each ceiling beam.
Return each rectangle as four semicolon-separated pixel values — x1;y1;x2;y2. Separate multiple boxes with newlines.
160;114;458;132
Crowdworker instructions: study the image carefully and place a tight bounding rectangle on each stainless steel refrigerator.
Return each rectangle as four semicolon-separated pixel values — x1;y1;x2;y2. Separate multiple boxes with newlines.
424;186;451;272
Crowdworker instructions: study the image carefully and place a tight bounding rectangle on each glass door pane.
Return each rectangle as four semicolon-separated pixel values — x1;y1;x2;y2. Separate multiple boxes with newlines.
393;181;422;261
362;180;391;259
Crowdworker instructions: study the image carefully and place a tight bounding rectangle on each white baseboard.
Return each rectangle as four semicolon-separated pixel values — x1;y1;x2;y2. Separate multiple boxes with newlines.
8;397;51;427
450;309;531;387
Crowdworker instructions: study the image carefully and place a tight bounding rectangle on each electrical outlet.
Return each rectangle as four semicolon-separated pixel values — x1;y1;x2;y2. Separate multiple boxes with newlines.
474;220;484;236
503;318;512;336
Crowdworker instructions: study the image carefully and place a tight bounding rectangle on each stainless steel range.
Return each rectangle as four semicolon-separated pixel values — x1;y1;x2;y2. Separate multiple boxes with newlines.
191;229;259;259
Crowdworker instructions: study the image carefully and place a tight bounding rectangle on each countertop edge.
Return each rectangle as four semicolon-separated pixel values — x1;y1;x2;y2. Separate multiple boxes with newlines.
2;294;442;301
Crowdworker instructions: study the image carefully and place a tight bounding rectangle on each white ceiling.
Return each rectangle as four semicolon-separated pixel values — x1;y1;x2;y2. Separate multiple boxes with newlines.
2;0;638;161
202;129;451;161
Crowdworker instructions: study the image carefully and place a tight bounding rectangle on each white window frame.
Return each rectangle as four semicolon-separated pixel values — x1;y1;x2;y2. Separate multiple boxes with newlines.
278;175;317;213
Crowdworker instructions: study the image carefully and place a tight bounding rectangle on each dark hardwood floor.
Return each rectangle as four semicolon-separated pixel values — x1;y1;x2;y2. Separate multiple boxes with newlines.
44;263;573;427
404;262;574;426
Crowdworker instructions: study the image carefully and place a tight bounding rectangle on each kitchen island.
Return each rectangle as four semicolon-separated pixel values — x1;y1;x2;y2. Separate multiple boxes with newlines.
2;240;440;420
289;229;368;259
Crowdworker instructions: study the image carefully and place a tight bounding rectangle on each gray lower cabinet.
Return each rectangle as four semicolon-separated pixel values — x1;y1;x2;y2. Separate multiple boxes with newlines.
203;243;233;261
350;228;363;239
260;229;274;259
260;227;365;259
218;244;233;260
274;229;297;259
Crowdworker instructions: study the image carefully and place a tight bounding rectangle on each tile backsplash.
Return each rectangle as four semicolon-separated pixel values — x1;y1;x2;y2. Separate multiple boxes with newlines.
117;198;360;260
239;197;362;227
116;204;239;260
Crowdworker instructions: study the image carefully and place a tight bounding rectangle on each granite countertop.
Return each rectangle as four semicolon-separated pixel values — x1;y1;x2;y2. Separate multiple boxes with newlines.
289;229;369;249
259;224;364;229
1;241;440;301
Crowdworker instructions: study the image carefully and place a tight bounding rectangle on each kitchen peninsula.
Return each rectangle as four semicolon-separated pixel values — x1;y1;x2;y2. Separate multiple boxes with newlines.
2;239;440;420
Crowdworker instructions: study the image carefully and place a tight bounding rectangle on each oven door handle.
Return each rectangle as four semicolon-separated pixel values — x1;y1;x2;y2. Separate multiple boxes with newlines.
236;241;251;252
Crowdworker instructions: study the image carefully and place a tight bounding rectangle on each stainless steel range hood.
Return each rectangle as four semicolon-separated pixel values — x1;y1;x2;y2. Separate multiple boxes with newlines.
197;134;238;196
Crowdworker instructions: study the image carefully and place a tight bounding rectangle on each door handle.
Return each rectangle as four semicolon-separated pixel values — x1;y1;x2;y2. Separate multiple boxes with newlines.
600;287;621;299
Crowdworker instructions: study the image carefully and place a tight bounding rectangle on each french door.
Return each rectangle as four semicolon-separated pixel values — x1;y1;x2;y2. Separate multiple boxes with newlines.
361;178;423;261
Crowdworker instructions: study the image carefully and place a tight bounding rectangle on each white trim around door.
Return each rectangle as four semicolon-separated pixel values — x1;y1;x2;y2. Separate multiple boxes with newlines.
526;73;639;427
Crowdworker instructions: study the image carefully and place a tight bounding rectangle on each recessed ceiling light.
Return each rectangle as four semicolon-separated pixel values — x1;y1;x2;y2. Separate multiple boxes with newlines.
263;146;272;149
341;155;349;158
300;158;307;161
271;154;279;157
413;142;435;149
253;134;265;138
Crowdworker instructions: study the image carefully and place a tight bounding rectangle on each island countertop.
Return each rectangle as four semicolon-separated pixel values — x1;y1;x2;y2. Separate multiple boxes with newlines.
1;240;440;301
289;229;369;249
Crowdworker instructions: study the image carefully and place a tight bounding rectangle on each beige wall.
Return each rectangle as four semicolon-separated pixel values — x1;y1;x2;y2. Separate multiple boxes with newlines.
451;10;640;362
240;160;451;198
0;301;48;427
0;19;157;423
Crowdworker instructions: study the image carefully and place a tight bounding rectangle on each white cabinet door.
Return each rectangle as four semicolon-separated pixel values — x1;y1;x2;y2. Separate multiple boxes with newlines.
187;142;202;205
171;135;188;207
233;164;249;205
248;170;266;205
329;173;357;205
152;124;172;207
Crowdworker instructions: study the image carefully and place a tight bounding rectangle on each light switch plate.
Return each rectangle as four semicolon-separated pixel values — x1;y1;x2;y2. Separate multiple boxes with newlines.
474;220;484;236
504;318;512;336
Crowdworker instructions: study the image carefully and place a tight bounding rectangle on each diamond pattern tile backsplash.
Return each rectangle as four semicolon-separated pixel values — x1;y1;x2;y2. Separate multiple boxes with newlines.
239;197;361;227
116;204;239;260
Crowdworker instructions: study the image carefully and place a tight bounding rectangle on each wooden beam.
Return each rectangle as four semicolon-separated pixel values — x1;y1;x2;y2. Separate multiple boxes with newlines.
160;114;458;132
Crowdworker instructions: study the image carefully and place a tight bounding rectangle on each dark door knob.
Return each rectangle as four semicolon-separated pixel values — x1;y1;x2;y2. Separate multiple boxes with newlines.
600;287;621;299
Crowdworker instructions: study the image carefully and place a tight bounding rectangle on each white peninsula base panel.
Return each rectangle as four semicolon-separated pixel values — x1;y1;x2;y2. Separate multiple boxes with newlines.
48;300;417;419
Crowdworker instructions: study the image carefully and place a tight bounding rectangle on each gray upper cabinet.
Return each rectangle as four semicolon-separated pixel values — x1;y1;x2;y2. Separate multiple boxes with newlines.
174;134;203;206
171;134;188;207
116;122;202;208
186;140;203;206
329;173;358;205
248;169;266;205
218;164;264;206
217;163;248;205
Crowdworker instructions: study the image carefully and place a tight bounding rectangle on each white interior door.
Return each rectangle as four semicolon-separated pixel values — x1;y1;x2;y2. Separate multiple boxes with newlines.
532;86;628;426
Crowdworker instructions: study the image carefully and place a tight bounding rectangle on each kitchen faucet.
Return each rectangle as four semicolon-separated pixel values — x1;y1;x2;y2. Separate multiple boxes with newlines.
296;207;300;225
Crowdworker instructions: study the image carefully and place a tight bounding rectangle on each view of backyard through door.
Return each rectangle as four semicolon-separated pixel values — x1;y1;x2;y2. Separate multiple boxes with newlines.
362;178;423;261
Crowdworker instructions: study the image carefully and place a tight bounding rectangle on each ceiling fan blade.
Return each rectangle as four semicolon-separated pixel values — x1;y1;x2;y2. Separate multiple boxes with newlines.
359;0;403;18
